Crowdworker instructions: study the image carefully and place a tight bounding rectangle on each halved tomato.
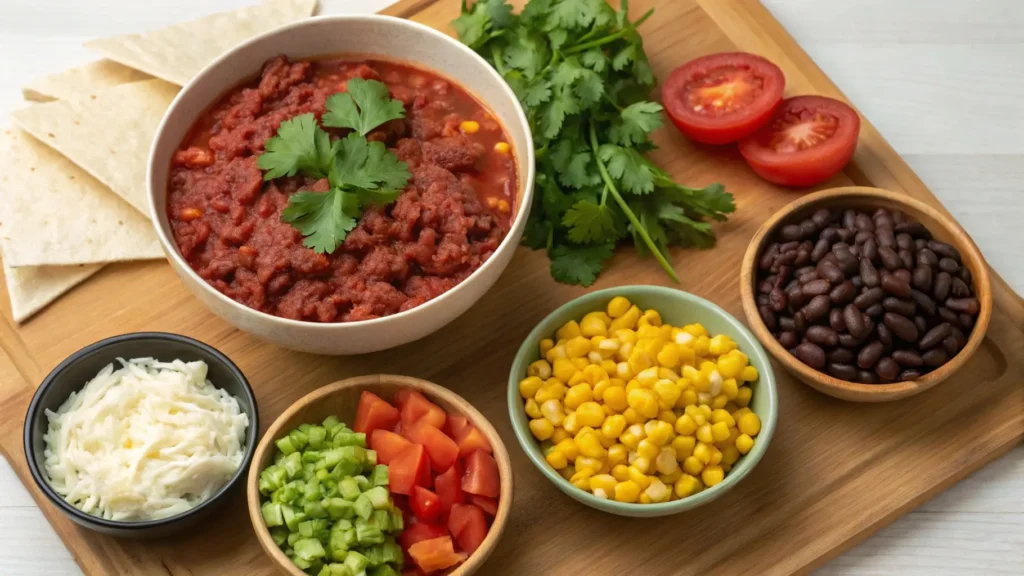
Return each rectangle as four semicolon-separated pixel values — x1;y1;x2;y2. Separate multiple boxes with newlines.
469;495;498;518
370;429;412;465
462;450;500;498
738;95;860;187
447;503;488;555
390;444;431;495
353;391;400;435
406;423;460;472
411;486;443;523
453;425;492;459
434;461;465;518
408;536;466;573
400;390;447;430
663;52;785;145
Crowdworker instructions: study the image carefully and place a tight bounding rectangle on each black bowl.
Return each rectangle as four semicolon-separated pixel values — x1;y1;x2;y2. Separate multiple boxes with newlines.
23;332;258;538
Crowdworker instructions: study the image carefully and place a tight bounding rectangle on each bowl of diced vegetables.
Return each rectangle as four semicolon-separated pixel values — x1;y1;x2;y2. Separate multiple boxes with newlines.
247;374;512;576
508;286;778;517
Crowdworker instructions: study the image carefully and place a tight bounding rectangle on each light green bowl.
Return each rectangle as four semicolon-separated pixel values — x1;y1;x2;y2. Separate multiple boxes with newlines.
507;286;778;517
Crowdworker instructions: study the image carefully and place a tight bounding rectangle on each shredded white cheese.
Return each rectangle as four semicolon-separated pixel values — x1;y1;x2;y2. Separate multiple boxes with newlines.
43;357;249;521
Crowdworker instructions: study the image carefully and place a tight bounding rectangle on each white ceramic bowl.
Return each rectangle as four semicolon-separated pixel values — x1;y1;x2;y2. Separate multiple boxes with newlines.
148;15;534;355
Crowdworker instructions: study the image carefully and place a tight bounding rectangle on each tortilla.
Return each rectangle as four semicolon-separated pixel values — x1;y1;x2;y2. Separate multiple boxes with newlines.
22;60;151;102
2;258;102;323
83;0;318;86
0;129;163;267
11;79;180;215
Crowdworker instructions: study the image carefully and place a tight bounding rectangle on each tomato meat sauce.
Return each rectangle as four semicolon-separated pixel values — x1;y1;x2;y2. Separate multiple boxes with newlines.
168;56;517;322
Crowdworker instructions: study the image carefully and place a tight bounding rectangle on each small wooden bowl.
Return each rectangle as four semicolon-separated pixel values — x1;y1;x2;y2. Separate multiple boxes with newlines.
246;375;513;575
740;187;992;402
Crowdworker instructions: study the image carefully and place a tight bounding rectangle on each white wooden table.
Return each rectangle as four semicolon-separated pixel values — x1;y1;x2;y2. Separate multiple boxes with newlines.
1;1;1021;574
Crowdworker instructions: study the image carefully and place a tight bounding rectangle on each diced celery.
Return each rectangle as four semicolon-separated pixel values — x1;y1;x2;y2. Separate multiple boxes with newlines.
364;450;378;468
353;494;373;520
323;415;341;429
388;509;403;533
292;555;312;570
298;423;312;433
353;475;371;492
326;498;355;520
304;501;328;519
308;426;328;450
290;429;310;451
381;540;402;565
279;481;302;504
372;565;398;576
299;520;316;538
363;487;390;510
339;477;361;501
338;446;367;466
334;459;362;478
302;462;316;481
274;450;286;465
305;477;322;501
303;450;324;463
283;505;306;532
354;519;384;545
276;436;298;455
370;510;391;532
261;501;284;527
270;527;289;547
295;537;326;563
322;478;339;498
321;563;354;576
363;544;384;567
335;519;353;530
281;452;303;479
287;531;303;547
328;526;350;558
333;432;365;448
344;551;369;574
369;465;388;488
316;469;330;481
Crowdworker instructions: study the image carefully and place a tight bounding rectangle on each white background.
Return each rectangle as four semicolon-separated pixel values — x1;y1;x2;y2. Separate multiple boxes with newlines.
0;0;1021;574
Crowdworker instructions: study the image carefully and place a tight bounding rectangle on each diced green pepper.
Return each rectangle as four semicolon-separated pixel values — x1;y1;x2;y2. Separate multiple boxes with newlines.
308;426;328;450
338;446;367;466
363;544;384;567
369;465;388;488
333;433;366;448
389;509;403;533
353;494;373;520
328;526;351;558
262;501;284;527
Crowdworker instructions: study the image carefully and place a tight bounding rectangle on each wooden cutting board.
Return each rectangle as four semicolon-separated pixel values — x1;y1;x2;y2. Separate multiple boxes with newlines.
1;0;1021;574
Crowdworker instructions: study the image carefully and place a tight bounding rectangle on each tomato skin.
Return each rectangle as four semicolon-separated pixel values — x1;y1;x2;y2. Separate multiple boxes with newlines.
447;503;488;555
353;391;400;435
663;52;785;145
738;95;860;187
469;495;498;518
400;390;447;430
406;422;460;472
434;461;465;519
453;425;492;458
462;450;500;498
411;486;443;523
390;444;431;495
407;536;466;573
444;414;470;439
370;429;413;466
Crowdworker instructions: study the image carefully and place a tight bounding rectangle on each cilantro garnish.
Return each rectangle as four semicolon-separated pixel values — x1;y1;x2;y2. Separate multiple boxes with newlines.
454;0;736;285
257;78;410;254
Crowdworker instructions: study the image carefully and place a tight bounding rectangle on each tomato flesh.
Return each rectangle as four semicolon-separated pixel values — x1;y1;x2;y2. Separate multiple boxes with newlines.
411;486;443;523
462;450;500;498
447;503;489;555
370;429;413;466
399;521;448;551
353;391;400;435
434;461;465;519
663;52;784;145
444;414;470;439
408;536;466;573
738;95;860;187
453;425;492;459
389;444;431;495
469;495;498;518
406;422;460;472
400;390;447;430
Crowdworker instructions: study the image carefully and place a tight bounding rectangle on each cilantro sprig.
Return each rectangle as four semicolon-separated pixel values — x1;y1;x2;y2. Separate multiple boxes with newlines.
454;0;736;286
257;78;409;254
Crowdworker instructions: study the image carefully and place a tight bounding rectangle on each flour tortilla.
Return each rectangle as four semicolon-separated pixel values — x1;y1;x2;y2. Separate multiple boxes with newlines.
11;79;180;215
0;129;163;267
83;0;318;86
22;60;151;102
2;259;101;323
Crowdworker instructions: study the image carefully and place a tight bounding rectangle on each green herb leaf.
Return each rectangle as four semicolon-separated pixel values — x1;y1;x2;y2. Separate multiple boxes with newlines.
329;133;411;192
558;150;601;189
610;101;664;146
598;144;658;194
504;28;549;79
563;199;620;243
549;242;615;286
580;49;608;73
322;78;405;136
257;114;335;180
575;68;604;108
281;188;358;254
521;81;553;107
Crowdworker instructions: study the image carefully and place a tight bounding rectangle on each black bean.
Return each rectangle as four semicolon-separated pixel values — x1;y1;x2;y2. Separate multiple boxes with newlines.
758;306;777;330
876;228;897;249
830;280;857;304
844;304;868;338
892;349;923;367
946;297;980;315
899;369;922;381
859;259;880;287
829;308;846;332
780;241;800;253
793;342;827;370
832;242;851;252
853;287;885;310
883;297;916;316
877;322;893;347
798;219;816;237
942;335;960;357
811;238;831;262
922;348;949;367
862;238;879;261
959;265;972;285
794;249;811;267
857;341;884;369
896;233;914;251
893;269;912;284
938;306;959;326
856;370;879;384
938;257;959;274
818;260;845;283
757;294;769;306
794;311;808;333
912;267;932;292
828;348;856;364
760;277;776;294
842;209;857;230
875;357;900;380
865;303;884;317
928;240;961;263
898;249;915;270
835;250;859;275
951;326;967;349
787;285;806;309
892;210;906;224
950;277;970;297
959;313;975;330
881;275;912;298
811;208;832;228
910;289;937;316
839;334;863;348
781;224;804;241
896;221;931;239
852;275;864;289
803;278;832;296
766;288;785;312
796;265;816;276
779;316;796;332
775;265;793;288
760;243;780;270
855;230;874;245
854;213;874;232
806;325;840;347
883;312;918;341
933;271;952;301
849;245;861;257
914;315;928;335
779;331;798;348
879;246;902;270
917;248;938;267
799;271;820;284
821;227;839;243
837;228;856;243
874;214;894;231
785;279;799;292
774;250;797;268
828;363;858;381
802;295;831;322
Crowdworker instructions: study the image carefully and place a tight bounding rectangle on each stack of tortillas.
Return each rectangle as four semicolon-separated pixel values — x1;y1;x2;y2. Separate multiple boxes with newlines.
0;0;317;322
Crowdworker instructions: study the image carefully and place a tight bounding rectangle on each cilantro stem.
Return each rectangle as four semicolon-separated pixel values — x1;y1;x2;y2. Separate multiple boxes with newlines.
490;45;506;75
564;8;655;55
588;123;679;283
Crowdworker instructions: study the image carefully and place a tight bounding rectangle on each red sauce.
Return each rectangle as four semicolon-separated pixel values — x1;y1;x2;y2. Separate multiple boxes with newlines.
167;57;517;323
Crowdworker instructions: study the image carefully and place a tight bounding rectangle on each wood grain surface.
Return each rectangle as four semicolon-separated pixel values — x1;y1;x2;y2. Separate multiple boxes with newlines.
0;1;1021;575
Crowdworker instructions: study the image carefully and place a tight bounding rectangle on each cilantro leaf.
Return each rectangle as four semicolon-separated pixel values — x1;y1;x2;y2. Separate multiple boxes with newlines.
598;144;658;194
522;215;551;249
559;150;601;189
257;114;334;180
484;0;516;29
551;60;584;89
504;28;549;79
610;101;664;146
549;242;615;286
563;199;620;243
453;0;492;48
281;188;358;254
546;0;600;30
322;78;405;136
540;173;572;222
539;98;568;139
576;68;604;108
580;49;608;73
521;81;553;107
329;133;411;192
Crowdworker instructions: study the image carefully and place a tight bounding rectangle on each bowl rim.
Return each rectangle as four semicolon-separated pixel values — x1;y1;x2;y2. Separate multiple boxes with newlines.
22;331;259;529
739;186;993;400
506;285;779;515
246;374;514;576
147;13;536;331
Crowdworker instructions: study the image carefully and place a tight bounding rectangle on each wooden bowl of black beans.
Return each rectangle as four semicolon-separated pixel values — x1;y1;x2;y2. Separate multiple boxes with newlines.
740;186;992;402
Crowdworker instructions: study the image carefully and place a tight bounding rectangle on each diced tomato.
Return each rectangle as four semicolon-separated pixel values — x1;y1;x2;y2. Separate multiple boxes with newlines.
411;486;443;523
370;429;413;465
390;444;431;495
353;391;400;435
394;388;416;411
406;423;459;472
398;521;448;551
447;503;488;555
445;414;470;439
402;570;427;576
408;536;467;573
469;495;498;518
462;450;500;498
400;390;447;429
434;461;464;519
453;425;492;458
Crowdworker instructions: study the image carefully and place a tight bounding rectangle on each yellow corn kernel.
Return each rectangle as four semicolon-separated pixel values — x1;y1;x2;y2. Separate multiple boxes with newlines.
636;438;660;461
655;447;679;475
717;353;745;379
575;402;605;428
635;367;660;387
614;329;638;346
710;409;736;427
546;450;568;469
658;367;680;381
575;455;603;475
539;338;555;356
683;323;708;337
551;359;577;384
607;296;631;318
603;386;627;413
601;359;619;376
721;445;740;466
592;379;612;402
525;398;543;419
698;404;713;420
581;364;608;385
622;407;644;425
613;480;641;503
528;361;553;382
460;120;480;134
684;405;707;426
636;325;661;340
708;334;737;356
570;358;591;373
493;141;510;154
711;394;729;410
675;473;704;498
564;383;593;410
696;423;714;444
710;421;731;443
653;379;682;409
722;378;739;400
558;466;574;481
575;430;607;459
519;376;544;399
682;456;704;476
736;386;753;407
611;464;630;482
736;433;754;454
602;404;617;417
731;407;752;423
625;380;642;395
701;465;725;487
529;418;554;440
589;474;617;494
739;412;762;436
569;471;592;491
717;426;740;450
685;366;710;393
638;338;665;359
541;399;565;425
609;306;642;332
619;423;645;447
693;335;711;356
678;389;698;408
598;430;618;449
658;410;676;425
723;402;740;415
607;443;628;467
601;414;627;439
562;411;580;435
626;388;659;419
616;341;634;363
659;468;683;486
627;465;651;488
535;380;566;403
672;435;697;460
565;336;592;359
615;362;633;381
693;442;712;464
567;372;586;388
627;349;654;376
557;320;582;341
674;414;698;436
644;420;674;446
545;344;566;363
708;445;723;466
644;477;670;502
740;365;759;382
551;427;570;444
580;312;609;338
656;343;683;368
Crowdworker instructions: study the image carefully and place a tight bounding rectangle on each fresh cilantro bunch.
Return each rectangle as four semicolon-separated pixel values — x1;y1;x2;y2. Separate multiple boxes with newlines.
454;0;736;286
257;78;410;254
